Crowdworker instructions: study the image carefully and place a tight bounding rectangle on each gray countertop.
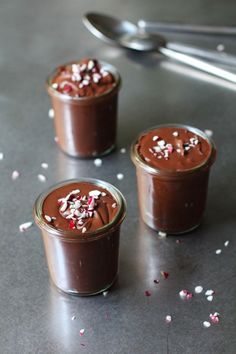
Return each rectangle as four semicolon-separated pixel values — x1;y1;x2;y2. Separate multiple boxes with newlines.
1;0;236;353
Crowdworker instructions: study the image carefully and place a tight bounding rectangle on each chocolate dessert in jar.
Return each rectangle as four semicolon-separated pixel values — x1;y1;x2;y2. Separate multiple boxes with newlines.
131;124;216;234
46;58;121;157
33;179;126;295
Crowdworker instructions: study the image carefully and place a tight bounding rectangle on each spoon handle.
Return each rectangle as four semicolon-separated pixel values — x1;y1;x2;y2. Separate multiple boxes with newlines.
167;42;236;67
138;20;236;36
159;47;236;84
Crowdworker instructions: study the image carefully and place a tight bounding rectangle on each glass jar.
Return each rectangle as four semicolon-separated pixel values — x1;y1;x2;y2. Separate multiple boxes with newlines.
131;124;216;234
33;178;126;295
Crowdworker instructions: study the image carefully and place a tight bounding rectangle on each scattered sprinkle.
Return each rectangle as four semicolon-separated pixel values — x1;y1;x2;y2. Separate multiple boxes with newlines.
224;240;229;247
117;173;124;180
44;215;52;222
0;152;4;160
19;222;33;232
203;321;211;328
12;170;20;180
120;148;126;154
210;312;220;324
205;290;214;296
154;279;160;284
217;44;225;52
112;203;117;208
48;108;54;118
172;131;179;137
158;231;167;238
176;239;181;244
145;290;151;297
165;315;172;323
152;136;159;141
179;289;193;300
103;291;109;296
71;315;76;320
38;174;47;182
94;158;102;167
215;249;222;255
207;295;213;302
54;136;59;143
79;329;85;336
161;271;169;279
204;129;213;137
41;162;48;169
195;286;203;294
82;227;87;233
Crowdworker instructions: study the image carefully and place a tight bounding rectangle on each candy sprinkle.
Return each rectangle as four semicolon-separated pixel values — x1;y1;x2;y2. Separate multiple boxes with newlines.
165;315;172;323
204;129;213;137
195;286;203;294
71;315;76;320
117;173;124;180
94;158;102;167
12;170;20;180
161;271;169;279
79;329;85;336
38;174;47;182
203;321;211;328
120;148;126;154
205;290;214;296
172;131;179;137
145;290;151;297
179;289;193;300
215;249;222;255
41;162;48;169
44;215;52;222
158;231;167;238
48;108;54;119
19;222;33;232
0;152;4;160
207;295;213;302
224;240;229;247
210;312;220;324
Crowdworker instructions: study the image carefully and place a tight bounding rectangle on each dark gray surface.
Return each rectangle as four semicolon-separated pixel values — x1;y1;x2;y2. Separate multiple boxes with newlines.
1;0;236;353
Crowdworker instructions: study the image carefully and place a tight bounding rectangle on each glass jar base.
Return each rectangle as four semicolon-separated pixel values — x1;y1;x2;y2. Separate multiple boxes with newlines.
58;143;116;159
51;274;118;297
143;219;201;235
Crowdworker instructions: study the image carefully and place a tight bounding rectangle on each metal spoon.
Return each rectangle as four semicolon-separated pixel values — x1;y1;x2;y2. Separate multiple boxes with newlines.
83;13;236;84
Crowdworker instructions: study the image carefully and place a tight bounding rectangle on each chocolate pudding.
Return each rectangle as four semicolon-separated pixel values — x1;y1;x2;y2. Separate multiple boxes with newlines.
46;59;121;158
34;179;126;295
131;125;216;234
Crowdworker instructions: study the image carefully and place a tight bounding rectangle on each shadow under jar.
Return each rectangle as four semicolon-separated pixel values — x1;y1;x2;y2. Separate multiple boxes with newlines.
46;59;121;158
33;179;126;295
131;124;216;234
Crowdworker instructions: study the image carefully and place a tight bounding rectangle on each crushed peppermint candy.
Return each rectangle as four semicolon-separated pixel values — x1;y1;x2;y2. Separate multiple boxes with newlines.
79;329;85;336
203;321;211;328
48;108;54;119
224;240;229;247
145;290;151;297
71;315;76;320
120;148;126;154
103;291;109;296
172;131;179;137
0;152;4;160
204;129;213;137
207;295;213;302
195;286;203;294
44;215;56;223
54;136;59;143
179;289;193;300
165;315;172;323
161;271;169;279
94;158;102;167
215;249;222;255
57;188;108;232
41;162;48;169
209;312;220;324
117;173;124;180
38;174;47;182
158;231;167;238
12;170;20;180
205;289;215;296
216;44;225;52
19;222;33;232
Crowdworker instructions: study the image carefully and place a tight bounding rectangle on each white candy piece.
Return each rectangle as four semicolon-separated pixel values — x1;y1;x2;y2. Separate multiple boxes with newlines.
215;249;222;255
203;321;211;328
207;295;213;302
165;315;172;323
0;152;4;160
41;162;48;169
19;222;33;232
120;148;126;154
117;173;124;180
38;174;47;182
94;158;102;167
89;190;101;197
224;240;229;247
195;286;203;294
48;108;54;119
158;231;167;238
205;290;214;296
204;129;213;137
12;170;20;180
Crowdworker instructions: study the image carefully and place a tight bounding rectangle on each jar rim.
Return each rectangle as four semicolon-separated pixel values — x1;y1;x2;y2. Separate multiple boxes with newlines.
46;60;121;102
130;124;216;177
33;178;126;241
